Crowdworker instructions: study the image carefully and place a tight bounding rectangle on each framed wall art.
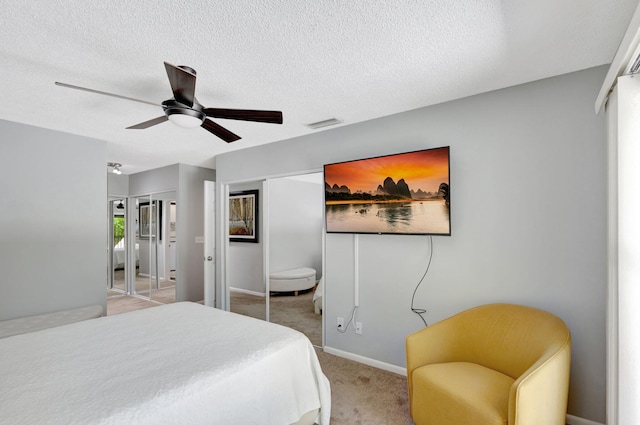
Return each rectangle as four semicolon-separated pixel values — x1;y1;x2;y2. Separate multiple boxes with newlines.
139;201;162;240
229;190;258;243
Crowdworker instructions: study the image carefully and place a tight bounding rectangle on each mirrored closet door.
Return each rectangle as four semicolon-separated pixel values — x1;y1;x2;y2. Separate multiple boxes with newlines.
266;173;324;347
108;198;127;296
132;191;177;304
226;173;325;348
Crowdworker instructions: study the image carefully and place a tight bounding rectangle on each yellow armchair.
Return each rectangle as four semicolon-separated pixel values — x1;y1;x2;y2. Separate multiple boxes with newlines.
406;303;571;425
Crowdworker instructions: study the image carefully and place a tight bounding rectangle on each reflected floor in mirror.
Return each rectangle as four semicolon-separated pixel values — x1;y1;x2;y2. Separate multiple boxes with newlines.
107;286;179;315
230;290;322;347
111;269;175;292
108;269;177;315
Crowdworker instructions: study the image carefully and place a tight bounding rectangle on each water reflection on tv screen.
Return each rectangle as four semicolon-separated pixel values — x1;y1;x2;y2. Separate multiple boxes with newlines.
324;146;450;236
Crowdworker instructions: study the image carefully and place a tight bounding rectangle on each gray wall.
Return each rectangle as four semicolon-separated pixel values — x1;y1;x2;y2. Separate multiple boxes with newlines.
228;182;265;294
214;66;608;422
107;173;129;197
129;163;215;302
0;120;107;320
177;164;216;302
129;165;178;285
269;177;323;278
129;164;179;196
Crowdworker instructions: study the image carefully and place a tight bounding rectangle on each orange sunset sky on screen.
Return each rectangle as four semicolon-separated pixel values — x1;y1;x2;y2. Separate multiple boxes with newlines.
325;147;449;194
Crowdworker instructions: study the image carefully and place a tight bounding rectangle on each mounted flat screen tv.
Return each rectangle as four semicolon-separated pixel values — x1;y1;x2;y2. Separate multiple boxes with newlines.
324;146;450;236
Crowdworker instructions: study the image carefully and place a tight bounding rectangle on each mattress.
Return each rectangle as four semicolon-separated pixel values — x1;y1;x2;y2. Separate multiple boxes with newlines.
0;302;331;425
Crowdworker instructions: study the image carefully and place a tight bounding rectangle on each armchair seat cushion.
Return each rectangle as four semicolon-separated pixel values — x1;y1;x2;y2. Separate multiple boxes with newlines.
412;362;514;425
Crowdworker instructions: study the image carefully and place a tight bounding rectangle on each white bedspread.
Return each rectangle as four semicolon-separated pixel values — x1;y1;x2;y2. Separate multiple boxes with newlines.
0;302;331;425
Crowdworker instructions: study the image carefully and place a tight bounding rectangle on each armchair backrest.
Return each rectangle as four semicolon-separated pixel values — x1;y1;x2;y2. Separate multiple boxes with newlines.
439;303;570;379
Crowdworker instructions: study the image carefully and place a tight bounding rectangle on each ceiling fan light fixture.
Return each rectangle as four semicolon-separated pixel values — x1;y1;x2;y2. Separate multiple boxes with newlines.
58;62;282;143
166;107;206;128
107;162;122;174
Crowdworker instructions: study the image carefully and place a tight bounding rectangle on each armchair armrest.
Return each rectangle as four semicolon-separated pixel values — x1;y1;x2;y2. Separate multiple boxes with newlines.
406;317;466;416
509;338;571;425
406;321;458;373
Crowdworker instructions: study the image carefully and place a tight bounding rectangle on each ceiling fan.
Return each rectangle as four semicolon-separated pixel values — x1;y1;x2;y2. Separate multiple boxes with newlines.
55;62;283;143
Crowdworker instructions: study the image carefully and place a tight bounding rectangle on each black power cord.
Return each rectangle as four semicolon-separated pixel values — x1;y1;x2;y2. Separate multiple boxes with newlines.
410;235;433;327
337;306;358;334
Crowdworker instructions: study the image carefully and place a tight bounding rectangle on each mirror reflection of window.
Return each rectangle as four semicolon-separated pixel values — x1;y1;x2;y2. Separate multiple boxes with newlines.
109;199;127;296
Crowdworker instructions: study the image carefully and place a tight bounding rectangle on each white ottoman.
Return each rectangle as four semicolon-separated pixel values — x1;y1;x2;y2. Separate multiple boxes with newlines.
269;267;316;295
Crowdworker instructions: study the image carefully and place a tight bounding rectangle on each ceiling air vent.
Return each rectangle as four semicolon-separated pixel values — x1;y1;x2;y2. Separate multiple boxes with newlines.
305;118;343;130
628;52;640;74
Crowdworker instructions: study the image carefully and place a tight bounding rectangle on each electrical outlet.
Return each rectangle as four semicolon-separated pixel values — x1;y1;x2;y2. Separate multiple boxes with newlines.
355;321;363;335
337;317;344;329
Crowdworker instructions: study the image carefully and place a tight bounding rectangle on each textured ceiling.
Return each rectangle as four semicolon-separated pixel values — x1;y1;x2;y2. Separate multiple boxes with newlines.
0;0;637;174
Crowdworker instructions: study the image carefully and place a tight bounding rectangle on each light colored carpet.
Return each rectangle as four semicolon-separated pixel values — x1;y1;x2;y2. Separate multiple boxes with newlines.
230;290;322;347
229;291;266;320
107;295;162;315
109;268;176;306
316;350;413;425
110;269;175;298
149;286;176;304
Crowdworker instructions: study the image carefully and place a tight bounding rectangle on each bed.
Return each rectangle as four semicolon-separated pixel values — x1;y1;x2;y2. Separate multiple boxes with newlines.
0;302;331;425
313;277;324;315
112;241;139;269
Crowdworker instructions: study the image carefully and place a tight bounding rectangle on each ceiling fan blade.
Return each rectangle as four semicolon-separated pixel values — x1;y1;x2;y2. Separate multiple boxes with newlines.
126;115;168;129
54;82;159;107
203;108;283;124
201;118;241;143
164;62;196;107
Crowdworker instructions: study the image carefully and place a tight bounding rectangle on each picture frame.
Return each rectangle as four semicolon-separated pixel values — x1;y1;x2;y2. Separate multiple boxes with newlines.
139;201;162;240
229;190;259;243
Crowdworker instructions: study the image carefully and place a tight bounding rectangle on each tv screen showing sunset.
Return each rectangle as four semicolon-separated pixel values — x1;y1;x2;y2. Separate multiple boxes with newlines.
324;146;450;235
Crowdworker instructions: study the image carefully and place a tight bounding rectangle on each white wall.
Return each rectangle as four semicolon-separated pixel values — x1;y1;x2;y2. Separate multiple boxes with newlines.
214;66;608;422
268;176;323;278
0;120;107;319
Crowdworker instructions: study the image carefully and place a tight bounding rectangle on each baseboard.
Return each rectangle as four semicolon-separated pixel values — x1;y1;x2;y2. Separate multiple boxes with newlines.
323;346;407;376
229;287;266;297
565;414;604;425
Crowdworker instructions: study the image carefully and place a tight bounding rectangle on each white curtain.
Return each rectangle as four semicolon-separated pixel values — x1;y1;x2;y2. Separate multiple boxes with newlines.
606;75;640;425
